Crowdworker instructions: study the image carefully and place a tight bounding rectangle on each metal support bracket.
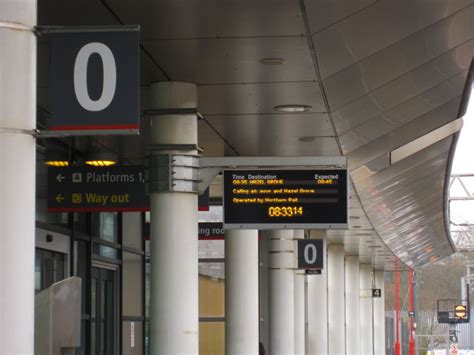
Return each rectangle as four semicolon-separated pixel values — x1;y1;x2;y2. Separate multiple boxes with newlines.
149;153;201;193
0;128;38;136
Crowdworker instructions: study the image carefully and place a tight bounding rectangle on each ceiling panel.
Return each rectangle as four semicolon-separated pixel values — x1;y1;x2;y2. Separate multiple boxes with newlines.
198;120;226;157
198;82;326;115
204;116;338;156
334;70;467;136
38;0;119;25
347;97;461;170
141;36;315;84
325;41;472;110
353;138;455;267
106;0;305;39
312;0;472;79
304;0;377;35
353;137;452;187
340;75;466;153
319;6;474;91
206;113;333;136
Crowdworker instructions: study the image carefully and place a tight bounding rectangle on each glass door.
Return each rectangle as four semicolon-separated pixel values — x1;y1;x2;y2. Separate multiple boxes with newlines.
91;267;117;355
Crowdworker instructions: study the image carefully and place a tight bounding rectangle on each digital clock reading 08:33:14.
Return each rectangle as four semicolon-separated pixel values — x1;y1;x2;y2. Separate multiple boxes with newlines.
268;206;303;217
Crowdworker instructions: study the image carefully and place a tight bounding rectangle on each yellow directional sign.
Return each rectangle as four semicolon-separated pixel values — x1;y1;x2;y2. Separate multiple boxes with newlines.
455;305;467;319
48;166;147;212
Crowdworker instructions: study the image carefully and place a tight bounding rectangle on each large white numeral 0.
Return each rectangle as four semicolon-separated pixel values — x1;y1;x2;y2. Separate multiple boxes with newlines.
74;42;117;111
304;243;317;264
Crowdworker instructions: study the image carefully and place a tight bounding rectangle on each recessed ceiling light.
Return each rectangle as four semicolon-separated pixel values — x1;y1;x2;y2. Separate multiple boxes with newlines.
260;58;286;65
45;148;70;167
85;151;118;167
45;160;69;167
298;136;317;143
273;104;312;113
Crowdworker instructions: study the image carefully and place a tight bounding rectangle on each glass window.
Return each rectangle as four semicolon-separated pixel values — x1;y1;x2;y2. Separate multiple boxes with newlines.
145;240;150;258
199;263;225;318
54;252;65;282
122;252;143;316
199;259;225;355
43;250;54;288
145;321;150;355
93;244;118;259
35;252;42;293
93;212;118;243
122;321;143;353
122;212;143;249
74;213;89;234
199;322;225;355
199;239;224;259
34;249;66;292
74;240;88;314
198;206;223;222
145;257;150;316
75;319;88;355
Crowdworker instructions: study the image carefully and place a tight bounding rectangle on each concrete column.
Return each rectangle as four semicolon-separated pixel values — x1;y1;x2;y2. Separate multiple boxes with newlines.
225;229;259;354
149;82;199;354
373;270;386;355
268;230;295;354
328;244;345;355
307;233;327;355
294;230;305;355
0;2;36;354
258;105;299;355
259;232;269;351
360;264;374;355
345;256;361;355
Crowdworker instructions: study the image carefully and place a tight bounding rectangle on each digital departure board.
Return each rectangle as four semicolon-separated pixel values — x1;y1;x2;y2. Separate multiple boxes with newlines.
223;169;348;229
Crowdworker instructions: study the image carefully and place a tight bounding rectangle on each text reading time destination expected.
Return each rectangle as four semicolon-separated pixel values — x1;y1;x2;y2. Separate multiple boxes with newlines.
223;169;348;227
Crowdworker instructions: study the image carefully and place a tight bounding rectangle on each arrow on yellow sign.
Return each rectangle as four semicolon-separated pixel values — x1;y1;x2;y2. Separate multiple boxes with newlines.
56;194;64;203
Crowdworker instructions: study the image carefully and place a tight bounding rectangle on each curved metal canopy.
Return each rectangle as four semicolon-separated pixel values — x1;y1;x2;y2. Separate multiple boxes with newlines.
36;0;474;269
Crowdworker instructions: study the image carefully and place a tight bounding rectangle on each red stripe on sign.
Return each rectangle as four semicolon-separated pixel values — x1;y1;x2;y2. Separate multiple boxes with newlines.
198;206;210;211
50;124;139;131
48;207;149;212
198;236;225;240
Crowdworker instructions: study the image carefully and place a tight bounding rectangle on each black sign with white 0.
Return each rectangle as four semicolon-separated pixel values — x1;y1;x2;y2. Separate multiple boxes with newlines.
223;169;348;229
50;27;140;135
297;240;324;270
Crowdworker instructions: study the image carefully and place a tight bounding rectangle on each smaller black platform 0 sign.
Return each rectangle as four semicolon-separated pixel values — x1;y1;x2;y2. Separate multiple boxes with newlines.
372;289;382;298
48;166;147;212
297;240;324;270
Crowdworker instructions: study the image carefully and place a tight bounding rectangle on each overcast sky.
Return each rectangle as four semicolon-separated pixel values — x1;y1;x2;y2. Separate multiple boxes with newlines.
450;86;474;226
